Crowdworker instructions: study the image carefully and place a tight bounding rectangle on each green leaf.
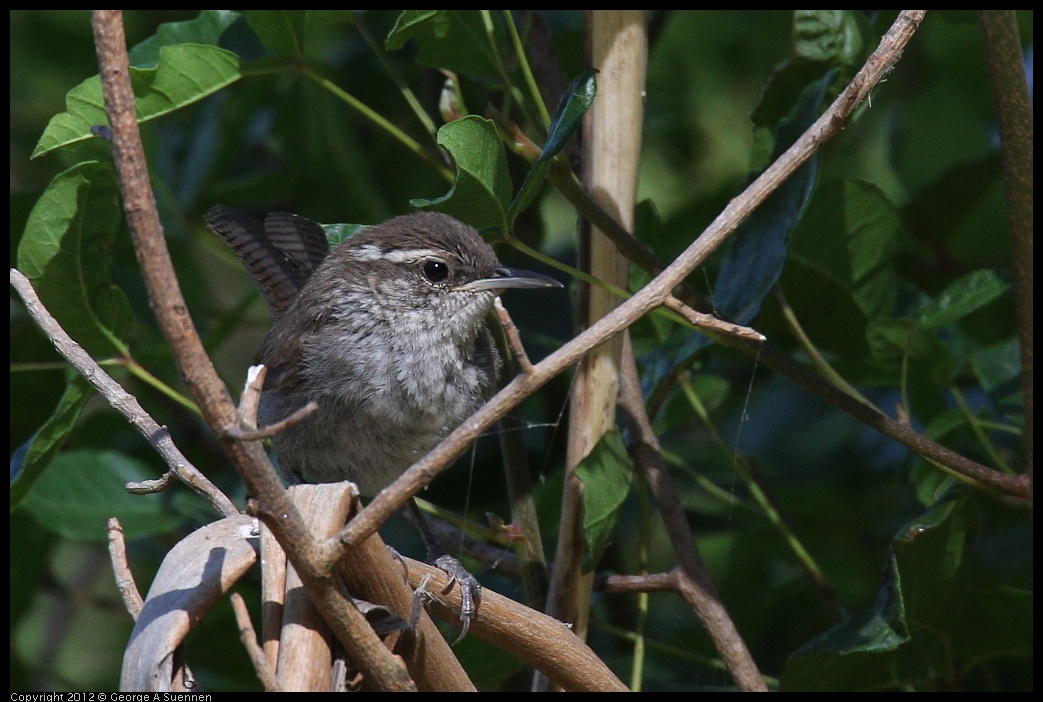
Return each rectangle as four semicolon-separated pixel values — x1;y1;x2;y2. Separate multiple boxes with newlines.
575;430;635;573
789;179;900;319
128;9;247;67
792;10;865;65
689;67;833;359
412;116;512;233
33;44;242;158
323;222;368;248
20;450;186;541
16;162;130;358
385;10;503;78
783;492;1031;690
865;318;954;372
918;269;1010;329
539;69;598;165
971;338;1021;393
244;10;308;59
509;69;598;225
9;376;93;511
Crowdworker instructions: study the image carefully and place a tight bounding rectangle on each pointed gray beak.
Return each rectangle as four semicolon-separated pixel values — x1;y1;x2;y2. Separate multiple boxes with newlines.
455;266;563;293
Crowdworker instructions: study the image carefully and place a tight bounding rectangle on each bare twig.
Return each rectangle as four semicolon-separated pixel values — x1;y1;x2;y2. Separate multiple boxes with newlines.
237;364;266;430
493;298;535;374
231;592;282;692
107;517;144;620
595;570;678;595
617;335;767;691
335;10;969;558
225;402;320;442
10;268;239;519
663;295;766;343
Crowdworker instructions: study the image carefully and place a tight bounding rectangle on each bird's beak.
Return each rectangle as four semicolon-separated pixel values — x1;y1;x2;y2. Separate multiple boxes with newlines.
455;266;563;293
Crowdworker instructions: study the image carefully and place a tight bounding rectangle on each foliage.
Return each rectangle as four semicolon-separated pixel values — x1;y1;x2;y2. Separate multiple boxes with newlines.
10;10;1032;691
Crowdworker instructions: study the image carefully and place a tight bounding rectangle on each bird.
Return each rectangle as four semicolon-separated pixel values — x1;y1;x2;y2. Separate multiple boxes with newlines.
205;205;561;630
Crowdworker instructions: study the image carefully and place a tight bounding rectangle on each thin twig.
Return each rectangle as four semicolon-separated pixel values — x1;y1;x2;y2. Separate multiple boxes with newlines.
107;517;144;620
493;298;534;374
225;402;320;442
663;295;765;343
10;268;239;519
617;335;767;691
126;472;176;495
230;592;282;692
335;10;981;559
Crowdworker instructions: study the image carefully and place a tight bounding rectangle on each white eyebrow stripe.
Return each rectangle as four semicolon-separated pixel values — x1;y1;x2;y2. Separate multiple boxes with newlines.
351;245;447;263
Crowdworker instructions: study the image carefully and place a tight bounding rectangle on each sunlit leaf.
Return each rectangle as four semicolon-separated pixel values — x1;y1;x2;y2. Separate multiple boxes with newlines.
509;69;597;224
33;44;242;158
539;68;598;164
16;161;130;358
792;10;865;65
412;116;511;233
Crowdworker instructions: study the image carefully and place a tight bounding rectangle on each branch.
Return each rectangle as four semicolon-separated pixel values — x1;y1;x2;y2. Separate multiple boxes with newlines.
617;335;767;691
403;558;629;691
979;10;1033;487
502;10;1027;504
90;10;417;691
230;592;282;692
10;268;239;519
334;10;958;553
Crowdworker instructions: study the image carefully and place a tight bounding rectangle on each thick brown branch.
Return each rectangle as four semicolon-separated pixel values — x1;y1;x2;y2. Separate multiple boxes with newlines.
90;10;416;691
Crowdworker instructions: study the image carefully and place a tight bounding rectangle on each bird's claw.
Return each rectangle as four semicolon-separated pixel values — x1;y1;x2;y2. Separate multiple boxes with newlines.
433;554;482;643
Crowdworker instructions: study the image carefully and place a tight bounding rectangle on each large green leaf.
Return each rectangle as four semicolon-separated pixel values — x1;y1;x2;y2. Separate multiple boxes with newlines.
781;178;901;359
412;116;512;233
575;430;635;573
16;161;130;358
385;10;503;78
711;69;833;327
789;179;900;320
20;450;186;541
9;376;93;511
782;493;1032;690
33;43;242;158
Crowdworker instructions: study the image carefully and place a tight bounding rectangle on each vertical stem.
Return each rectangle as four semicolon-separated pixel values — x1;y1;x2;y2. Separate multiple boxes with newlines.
544;6;647;677
978;11;1033;491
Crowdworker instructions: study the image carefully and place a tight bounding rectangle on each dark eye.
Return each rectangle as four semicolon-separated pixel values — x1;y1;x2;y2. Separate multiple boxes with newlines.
422;259;449;283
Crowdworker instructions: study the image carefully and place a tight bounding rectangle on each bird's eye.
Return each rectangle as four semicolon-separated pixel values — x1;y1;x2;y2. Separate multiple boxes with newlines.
422;259;450;283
